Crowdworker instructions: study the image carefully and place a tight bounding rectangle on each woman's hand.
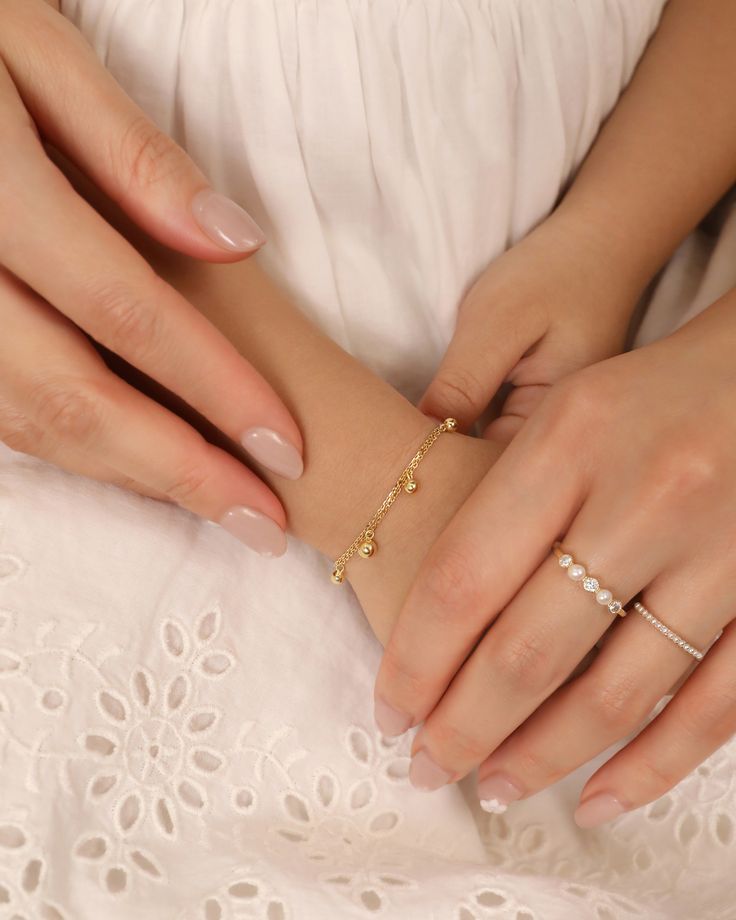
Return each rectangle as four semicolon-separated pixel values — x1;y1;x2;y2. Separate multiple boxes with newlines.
373;290;736;826
417;209;642;445
0;0;303;556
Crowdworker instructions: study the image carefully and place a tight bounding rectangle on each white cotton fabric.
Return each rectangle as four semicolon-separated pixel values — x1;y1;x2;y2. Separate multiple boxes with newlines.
2;1;736;918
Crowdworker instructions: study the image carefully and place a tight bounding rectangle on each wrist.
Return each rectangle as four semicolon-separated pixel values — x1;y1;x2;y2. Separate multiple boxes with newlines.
346;430;500;646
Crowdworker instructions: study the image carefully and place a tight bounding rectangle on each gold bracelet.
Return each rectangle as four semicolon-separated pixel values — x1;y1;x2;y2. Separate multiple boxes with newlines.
330;417;458;584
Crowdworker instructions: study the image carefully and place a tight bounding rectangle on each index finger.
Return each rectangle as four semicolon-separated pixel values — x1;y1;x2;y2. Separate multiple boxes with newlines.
373;409;582;736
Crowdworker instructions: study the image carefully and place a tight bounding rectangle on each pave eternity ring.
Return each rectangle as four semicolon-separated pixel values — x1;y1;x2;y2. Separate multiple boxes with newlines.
633;601;705;660
552;543;626;617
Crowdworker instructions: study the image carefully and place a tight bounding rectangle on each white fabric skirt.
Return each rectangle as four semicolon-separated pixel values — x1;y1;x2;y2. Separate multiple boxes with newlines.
2;1;736;918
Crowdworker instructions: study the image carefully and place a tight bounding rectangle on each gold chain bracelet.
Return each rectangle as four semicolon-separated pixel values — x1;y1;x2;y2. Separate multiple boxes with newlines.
330;417;458;584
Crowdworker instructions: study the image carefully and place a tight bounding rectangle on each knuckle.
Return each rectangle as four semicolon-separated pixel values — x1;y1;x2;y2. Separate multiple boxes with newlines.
422;544;483;626
118;115;189;191
586;671;648;733
429;720;488;764
492;630;555;696
635;755;680;794
30;377;104;446
379;647;436;706
546;374;603;435
648;442;720;503
675;687;736;746
85;275;162;357
429;366;487;421
163;458;211;506
0;402;37;455
512;745;561;784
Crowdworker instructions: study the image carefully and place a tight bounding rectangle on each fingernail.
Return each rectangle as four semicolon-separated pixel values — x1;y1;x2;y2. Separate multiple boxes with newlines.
191;189;266;252
374;697;412;737
219;506;286;557
241;427;303;480
409;749;453;792
574;793;626;829
476;772;525;814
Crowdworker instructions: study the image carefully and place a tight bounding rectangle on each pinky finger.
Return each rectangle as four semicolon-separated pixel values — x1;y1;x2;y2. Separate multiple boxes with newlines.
573;620;734;829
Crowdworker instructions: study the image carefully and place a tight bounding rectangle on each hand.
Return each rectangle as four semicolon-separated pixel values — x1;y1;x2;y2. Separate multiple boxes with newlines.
374;290;736;827
418;211;644;444
0;0;303;556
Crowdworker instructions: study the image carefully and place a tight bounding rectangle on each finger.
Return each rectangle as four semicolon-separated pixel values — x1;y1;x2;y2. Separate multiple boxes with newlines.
0;269;287;555
0;394;170;500
0;74;303;480
2;1;265;259
374;393;584;739
481;383;552;448
473;560;724;816
571;586;731;829
418;273;544;429
402;479;682;791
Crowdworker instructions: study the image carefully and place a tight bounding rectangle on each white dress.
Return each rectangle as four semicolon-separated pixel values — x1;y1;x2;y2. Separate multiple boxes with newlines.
1;2;735;918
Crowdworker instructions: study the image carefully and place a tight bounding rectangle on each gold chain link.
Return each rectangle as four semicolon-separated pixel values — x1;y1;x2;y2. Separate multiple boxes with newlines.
330;418;458;583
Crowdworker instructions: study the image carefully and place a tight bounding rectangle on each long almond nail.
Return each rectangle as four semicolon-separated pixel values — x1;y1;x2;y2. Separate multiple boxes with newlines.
192;189;266;252
409;749;453;792
574;793;626;828
241;427;303;480
477;772;525;814
219;506;286;557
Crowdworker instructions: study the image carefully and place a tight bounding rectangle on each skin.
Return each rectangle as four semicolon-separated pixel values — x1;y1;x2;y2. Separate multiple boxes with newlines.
0;0;303;542
374;0;736;826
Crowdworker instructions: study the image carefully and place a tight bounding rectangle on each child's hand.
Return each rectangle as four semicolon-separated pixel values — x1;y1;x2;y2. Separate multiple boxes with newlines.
419;211;643;445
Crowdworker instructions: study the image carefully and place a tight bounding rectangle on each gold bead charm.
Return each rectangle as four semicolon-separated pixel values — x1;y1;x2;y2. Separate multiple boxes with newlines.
358;529;377;558
404;477;418;494
331;566;345;584
445;417;458;431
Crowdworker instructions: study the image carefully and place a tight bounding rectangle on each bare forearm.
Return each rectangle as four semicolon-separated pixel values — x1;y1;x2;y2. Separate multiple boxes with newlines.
554;0;736;289
149;251;499;642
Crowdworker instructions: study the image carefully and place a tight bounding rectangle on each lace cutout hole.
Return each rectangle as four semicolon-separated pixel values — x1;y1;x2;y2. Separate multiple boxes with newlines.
196;651;234;679
186;709;219;736
233;787;257;814
166;674;190;713
129;850;162;879
177;779;207;813
0;886;10;904
115;792;143;835
283;792;310;823
203;899;223;920
229;881;259;899
348;778;375;811
368;811;400;835
346;727;372;765
0;649;23;675
97;689;129;724
162;619;189;659
476;890;506;907
22;858;44;892
715;813;733;845
105;866;128;895
677;813;700;847
196;609;221;644
267;902;286;920
0;824;27;849
315;772;337;808
360;890;382;911
155;797;176;837
132;669;155;711
75;836;108;860
40;688;66;712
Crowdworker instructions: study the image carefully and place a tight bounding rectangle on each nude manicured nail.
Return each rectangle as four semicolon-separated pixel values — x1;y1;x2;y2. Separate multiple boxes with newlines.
409;749;453;792
191;189;266;252
219;506;286;557
574;793;626;828
476;773;525;814
374;697;412;737
241;427;303;480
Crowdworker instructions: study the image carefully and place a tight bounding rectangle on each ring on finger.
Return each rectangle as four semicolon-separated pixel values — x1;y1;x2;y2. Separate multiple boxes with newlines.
552;542;626;617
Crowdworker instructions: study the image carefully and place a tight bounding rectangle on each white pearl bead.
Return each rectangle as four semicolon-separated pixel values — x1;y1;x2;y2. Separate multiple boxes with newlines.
596;589;613;606
568;564;586;581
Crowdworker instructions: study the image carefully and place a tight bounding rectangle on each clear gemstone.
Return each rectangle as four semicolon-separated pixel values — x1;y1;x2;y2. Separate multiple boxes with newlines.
582;577;599;593
608;600;622;615
559;554;573;569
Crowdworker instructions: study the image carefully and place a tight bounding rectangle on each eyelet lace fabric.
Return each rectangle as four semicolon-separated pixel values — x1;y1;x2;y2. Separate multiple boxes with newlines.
3;0;735;917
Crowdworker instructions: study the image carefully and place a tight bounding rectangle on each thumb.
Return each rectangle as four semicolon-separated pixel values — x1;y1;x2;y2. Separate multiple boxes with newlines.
4;3;265;262
418;291;527;431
